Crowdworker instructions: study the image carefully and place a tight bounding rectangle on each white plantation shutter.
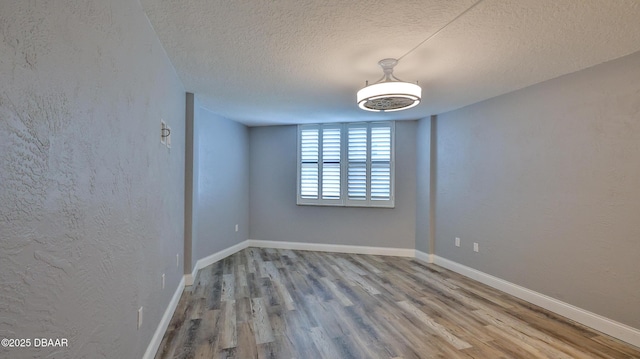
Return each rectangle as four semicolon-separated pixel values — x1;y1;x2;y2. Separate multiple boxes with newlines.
297;122;394;207
370;124;391;201
347;125;367;201
299;127;319;199
322;126;341;200
345;122;394;207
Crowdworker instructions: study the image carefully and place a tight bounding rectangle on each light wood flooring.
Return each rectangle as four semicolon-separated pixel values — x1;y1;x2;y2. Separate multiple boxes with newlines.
155;248;640;358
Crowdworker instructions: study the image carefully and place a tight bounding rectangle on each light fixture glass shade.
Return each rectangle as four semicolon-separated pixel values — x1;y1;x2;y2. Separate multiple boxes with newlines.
357;81;421;112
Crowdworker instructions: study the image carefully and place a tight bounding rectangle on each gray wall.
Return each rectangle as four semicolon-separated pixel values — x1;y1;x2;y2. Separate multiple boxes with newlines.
0;1;186;358
193;106;249;264
249;121;417;249
415;117;432;253
434;50;640;329
184;93;196;275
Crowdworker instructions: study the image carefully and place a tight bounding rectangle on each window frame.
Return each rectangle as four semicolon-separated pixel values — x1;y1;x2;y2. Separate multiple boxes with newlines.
296;121;395;208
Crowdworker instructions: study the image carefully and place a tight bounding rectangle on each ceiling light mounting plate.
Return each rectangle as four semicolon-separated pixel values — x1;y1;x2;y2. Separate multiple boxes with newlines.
379;58;399;80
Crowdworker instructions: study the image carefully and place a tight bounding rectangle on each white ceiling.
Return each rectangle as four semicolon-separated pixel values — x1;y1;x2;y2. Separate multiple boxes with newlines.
140;0;640;126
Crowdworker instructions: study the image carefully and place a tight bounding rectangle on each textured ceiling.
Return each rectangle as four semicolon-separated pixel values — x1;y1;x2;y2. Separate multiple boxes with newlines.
140;0;640;126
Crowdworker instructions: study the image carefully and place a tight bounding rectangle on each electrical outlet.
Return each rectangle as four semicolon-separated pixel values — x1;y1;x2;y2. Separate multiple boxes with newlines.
455;237;461;247
138;307;143;329
473;242;479;252
162;273;165;289
235;224;239;232
176;253;179;268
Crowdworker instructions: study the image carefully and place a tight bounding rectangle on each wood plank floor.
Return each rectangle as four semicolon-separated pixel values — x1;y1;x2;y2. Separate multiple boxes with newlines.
155;248;640;358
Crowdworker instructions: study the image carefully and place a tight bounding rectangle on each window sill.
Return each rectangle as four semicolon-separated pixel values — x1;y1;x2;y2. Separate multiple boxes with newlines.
296;201;395;209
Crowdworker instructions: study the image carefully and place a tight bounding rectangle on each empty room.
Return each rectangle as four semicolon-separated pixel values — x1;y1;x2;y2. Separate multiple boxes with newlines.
1;0;639;358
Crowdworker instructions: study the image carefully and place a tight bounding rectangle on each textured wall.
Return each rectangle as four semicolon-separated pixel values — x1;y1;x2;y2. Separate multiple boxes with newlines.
249;122;417;249
435;51;640;329
194;106;249;265
0;1;185;358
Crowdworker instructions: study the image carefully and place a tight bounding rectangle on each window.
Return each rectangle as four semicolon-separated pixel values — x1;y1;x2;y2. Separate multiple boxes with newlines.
297;121;395;207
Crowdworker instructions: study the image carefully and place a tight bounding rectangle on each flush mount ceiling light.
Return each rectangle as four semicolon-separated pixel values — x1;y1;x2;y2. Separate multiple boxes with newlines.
357;58;421;112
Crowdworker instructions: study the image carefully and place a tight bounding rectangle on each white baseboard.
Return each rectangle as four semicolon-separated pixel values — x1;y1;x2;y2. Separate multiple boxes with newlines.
197;241;250;271
142;275;185;359
427;255;640;348
246;239;415;257
186;241;250;286
184;272;194;286
415;250;434;264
